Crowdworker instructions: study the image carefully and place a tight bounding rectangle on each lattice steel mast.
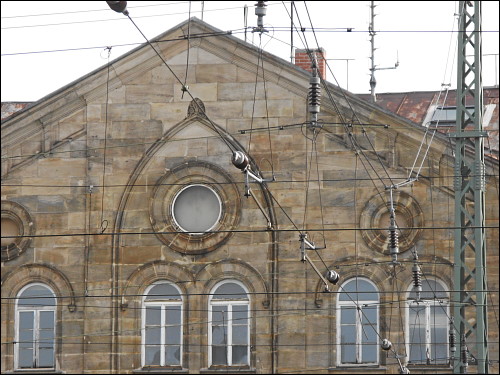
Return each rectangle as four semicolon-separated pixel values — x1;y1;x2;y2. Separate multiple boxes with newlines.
453;1;488;373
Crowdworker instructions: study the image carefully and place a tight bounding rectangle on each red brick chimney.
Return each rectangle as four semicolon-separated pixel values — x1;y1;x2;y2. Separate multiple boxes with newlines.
294;48;326;80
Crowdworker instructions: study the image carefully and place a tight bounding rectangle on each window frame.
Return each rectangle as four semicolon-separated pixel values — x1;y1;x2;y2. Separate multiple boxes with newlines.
429;105;475;126
208;280;250;368
14;283;56;370
336;277;380;366
141;281;184;368
171;183;222;235
405;278;450;366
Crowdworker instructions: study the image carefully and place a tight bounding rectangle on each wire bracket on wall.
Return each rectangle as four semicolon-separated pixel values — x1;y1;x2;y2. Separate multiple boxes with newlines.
299;233;338;292
232;151;275;197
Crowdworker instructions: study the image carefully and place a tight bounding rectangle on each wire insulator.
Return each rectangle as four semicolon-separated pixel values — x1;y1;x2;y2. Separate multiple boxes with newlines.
461;336;468;369
107;1;129;15
308;75;321;114
326;270;339;285
254;1;268;32
388;222;399;261
232;151;249;170
381;338;392;351
449;327;456;354
412;263;422;299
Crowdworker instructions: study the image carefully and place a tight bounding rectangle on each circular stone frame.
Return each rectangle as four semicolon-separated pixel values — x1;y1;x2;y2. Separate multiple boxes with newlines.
360;191;424;255
150;161;241;255
1;200;35;262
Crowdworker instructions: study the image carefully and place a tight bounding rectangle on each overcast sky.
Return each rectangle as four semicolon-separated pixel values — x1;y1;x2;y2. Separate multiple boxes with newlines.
1;1;499;102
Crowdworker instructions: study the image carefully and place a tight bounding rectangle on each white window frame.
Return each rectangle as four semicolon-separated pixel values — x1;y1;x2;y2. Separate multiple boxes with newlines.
405;278;450;366
141;281;183;368
336;277;379;366
171;184;222;235
208;280;250;367
14;283;56;370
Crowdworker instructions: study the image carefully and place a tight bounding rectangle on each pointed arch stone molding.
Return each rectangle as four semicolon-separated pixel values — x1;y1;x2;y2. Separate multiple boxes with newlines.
360;190;424;255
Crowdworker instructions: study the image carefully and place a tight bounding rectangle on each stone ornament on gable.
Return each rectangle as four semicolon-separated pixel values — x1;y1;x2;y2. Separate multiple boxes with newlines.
187;98;208;119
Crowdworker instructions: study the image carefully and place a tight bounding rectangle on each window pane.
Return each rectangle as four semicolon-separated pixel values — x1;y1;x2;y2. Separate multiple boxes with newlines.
39;311;54;330
430;305;447;326
341;325;356;363
362;340;377;363
145;346;161;366
39;329;55;344
19;348;34;368
409;305;426;330
145;327;161;345
431;327;448;364
212;346;227;365
232;305;248;324
38;348;54;368
212;306;227;324
212;326;227;345
362;322;377;344
420;280;447;300
165;345;181;365
166;306;181;324
232;325;248;345
232;345;248;365
19;311;34;330
146;284;181;301
18;285;55;307
146;306;161;325
19;329;33;347
173;185;221;233
19;311;34;350
341;324;356;345
212;283;248;300
361;321;377;363
362;306;376;325
409;332;427;364
339;279;377;301
165;326;180;345
341;307;356;324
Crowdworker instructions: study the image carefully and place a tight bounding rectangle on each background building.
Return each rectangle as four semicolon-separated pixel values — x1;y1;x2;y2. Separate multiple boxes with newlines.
2;18;498;374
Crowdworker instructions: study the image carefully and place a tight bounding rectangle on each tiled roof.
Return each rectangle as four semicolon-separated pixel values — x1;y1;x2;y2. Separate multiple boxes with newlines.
358;87;499;158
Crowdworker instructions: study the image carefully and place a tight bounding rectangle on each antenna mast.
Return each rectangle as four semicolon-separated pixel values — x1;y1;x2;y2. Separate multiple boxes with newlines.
369;1;399;102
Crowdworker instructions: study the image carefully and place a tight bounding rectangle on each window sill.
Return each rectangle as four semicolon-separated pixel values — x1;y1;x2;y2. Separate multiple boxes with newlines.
5;370;64;374
407;365;452;372
133;367;188;373
200;367;256;374
329;366;386;372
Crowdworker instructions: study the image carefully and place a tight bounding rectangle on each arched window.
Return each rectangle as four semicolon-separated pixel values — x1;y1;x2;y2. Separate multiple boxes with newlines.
406;278;449;365
142;281;183;368
15;283;56;369
208;280;250;367
337;278;379;365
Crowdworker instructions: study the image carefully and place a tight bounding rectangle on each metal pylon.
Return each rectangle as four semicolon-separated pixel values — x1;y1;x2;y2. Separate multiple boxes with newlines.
453;1;488;373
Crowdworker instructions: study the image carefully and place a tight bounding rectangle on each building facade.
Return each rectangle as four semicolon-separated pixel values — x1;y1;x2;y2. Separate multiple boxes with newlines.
2;18;498;374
